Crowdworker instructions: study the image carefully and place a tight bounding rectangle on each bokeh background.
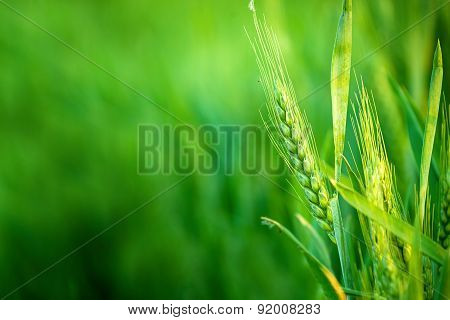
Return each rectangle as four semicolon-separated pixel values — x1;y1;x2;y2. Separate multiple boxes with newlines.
0;0;449;299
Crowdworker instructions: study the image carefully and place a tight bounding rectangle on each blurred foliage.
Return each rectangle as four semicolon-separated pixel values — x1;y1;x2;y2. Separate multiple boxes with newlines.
0;0;448;298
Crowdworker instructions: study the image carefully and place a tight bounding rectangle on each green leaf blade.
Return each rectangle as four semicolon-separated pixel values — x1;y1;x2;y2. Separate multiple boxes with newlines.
334;181;447;264
331;0;352;181
419;41;443;225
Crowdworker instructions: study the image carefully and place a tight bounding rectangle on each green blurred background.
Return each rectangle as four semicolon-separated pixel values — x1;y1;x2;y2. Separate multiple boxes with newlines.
0;0;448;299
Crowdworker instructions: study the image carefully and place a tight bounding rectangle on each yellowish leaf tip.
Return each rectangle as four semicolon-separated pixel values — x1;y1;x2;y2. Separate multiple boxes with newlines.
434;39;443;68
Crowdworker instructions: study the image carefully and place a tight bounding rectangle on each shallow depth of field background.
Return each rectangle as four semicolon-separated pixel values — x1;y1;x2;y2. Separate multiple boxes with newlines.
0;0;449;299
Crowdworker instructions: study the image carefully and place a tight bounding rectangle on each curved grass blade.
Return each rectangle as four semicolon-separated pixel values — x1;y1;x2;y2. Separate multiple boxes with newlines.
295;214;332;269
419;41;443;226
333;181;447;264
261;217;346;299
331;0;352;181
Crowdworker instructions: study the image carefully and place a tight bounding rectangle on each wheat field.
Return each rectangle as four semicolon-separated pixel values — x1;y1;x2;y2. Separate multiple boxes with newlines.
0;0;448;299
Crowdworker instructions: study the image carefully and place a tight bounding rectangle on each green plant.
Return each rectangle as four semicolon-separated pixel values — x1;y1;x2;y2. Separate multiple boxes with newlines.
249;0;448;299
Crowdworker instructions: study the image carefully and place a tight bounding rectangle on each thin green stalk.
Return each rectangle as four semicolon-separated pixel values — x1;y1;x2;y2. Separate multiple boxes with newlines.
262;217;346;299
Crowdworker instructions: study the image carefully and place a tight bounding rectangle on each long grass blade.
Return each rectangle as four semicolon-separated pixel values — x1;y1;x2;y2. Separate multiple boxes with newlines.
419;41;443;226
331;0;352;181
262;217;346;299
329;0;353;291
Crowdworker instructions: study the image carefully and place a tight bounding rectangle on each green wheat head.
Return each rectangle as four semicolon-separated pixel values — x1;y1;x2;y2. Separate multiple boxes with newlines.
249;13;335;242
351;82;408;298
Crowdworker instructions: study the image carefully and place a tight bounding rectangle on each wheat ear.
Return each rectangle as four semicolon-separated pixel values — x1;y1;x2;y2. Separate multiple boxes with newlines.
250;14;335;242
352;81;408;298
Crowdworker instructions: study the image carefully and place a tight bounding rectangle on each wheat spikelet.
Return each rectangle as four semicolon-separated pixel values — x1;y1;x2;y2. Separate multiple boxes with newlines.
439;103;450;249
352;81;408;298
423;256;433;299
250;14;335;242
